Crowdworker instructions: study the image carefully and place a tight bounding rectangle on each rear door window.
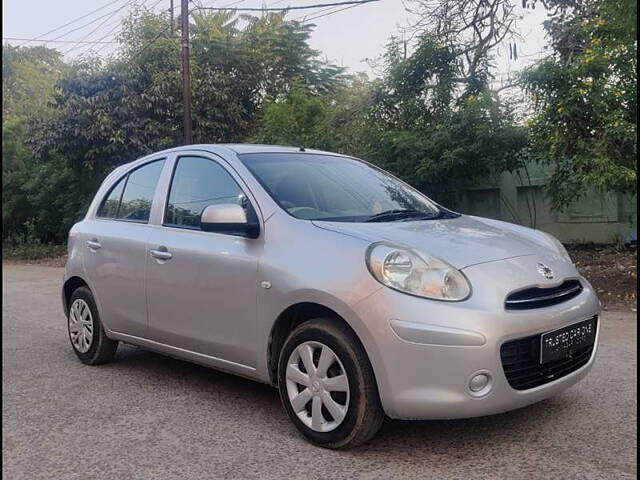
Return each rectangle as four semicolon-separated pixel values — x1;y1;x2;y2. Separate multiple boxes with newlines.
118;160;165;222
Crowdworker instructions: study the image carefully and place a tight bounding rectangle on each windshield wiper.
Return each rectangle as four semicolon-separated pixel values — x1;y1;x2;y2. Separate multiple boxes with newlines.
364;209;432;223
364;209;461;223
426;210;461;220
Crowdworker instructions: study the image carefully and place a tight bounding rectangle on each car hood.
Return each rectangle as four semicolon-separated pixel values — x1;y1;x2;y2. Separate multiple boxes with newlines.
312;215;567;270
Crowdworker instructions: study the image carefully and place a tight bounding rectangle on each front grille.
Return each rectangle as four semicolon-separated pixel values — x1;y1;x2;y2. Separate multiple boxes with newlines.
500;316;597;390
505;280;583;310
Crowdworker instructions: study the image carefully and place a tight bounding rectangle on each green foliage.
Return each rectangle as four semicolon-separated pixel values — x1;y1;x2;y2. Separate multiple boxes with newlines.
3;151;91;244
2;116;30;174
250;74;374;155
4;2;634;249
521;0;637;209
2;47;82;246
2;44;67;120
3;9;346;246
251;86;337;149
2;217;67;261
363;93;529;202
32;9;347;186
360;35;529;202
252;34;529;204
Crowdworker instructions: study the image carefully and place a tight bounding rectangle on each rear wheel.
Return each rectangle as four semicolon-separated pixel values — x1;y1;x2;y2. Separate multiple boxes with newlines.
277;318;384;449
67;287;118;365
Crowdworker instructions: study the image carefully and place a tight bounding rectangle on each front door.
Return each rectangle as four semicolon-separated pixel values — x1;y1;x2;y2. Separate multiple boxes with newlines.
144;154;262;368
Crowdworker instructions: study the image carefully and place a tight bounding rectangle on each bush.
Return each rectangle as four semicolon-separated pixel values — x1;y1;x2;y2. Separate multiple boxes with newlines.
2;219;66;260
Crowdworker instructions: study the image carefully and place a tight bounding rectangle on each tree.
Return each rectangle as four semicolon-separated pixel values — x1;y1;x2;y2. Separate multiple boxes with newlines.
253;30;530;204
2;45;66;120
521;0;637;209
13;8;346;243
33;9;346;175
2;45;72;243
251;86;337;149
250;73;372;153
404;0;522;96
361;35;529;202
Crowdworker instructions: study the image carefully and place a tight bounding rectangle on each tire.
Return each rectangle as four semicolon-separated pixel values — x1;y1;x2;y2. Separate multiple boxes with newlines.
277;318;384;449
67;286;118;365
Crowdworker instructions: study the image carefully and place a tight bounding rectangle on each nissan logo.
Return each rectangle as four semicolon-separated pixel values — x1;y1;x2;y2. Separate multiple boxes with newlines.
537;263;554;279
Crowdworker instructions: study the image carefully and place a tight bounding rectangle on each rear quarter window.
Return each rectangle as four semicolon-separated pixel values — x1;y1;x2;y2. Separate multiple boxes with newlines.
96;159;165;222
97;176;126;218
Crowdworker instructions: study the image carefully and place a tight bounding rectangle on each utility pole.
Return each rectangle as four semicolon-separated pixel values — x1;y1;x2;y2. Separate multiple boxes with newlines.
170;0;174;36
181;0;193;144
402;31;407;60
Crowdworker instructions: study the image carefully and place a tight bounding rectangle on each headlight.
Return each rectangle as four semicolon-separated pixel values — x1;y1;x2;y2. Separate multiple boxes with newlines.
366;243;471;301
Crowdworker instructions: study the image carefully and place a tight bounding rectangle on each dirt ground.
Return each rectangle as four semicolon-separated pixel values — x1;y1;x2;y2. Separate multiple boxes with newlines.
568;245;637;311
2;255;68;268
5;244;637;311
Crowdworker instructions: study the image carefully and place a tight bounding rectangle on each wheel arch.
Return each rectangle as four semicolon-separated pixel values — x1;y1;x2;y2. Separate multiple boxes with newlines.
266;301;376;387
62;276;90;316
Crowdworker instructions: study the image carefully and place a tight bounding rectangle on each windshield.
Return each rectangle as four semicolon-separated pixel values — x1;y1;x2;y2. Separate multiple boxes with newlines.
239;153;445;222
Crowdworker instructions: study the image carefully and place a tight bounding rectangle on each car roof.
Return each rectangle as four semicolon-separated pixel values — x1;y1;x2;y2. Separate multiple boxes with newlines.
111;144;348;180
175;143;342;156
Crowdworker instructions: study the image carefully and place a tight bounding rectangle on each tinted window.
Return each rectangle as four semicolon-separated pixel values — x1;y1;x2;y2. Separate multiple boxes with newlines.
117;160;165;222
165;156;246;229
97;176;126;218
239;153;441;222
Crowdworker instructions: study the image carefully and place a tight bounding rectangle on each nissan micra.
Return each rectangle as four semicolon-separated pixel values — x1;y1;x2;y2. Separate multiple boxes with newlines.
63;145;601;448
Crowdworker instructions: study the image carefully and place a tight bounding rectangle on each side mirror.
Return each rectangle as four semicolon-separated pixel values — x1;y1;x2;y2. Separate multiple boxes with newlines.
200;204;260;238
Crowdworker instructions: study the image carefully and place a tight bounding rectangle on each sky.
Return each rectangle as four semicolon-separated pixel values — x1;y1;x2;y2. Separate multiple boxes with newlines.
2;0;550;80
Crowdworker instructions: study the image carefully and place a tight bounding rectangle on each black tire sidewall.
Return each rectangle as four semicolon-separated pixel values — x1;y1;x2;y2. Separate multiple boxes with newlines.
277;321;369;447
67;287;102;363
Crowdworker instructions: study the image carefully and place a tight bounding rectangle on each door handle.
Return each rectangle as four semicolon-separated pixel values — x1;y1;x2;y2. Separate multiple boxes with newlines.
150;248;173;261
87;239;101;250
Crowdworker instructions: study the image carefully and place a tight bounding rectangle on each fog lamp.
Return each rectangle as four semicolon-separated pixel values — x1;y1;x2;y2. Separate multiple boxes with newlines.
468;372;492;397
469;374;489;392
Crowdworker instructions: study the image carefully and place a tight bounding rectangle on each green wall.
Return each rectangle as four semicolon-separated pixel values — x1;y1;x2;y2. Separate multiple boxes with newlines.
450;164;637;244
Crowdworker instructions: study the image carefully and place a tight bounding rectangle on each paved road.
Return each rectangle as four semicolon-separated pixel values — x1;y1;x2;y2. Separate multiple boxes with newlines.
2;264;637;480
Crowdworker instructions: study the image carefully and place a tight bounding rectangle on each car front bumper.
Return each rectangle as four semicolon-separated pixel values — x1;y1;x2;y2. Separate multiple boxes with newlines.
351;257;601;420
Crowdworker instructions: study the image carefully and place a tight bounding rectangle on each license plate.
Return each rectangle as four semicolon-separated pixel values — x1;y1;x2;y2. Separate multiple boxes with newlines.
540;317;597;365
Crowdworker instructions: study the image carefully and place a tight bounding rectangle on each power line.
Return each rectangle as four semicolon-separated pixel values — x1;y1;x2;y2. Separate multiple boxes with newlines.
306;4;361;20
3;37;118;44
64;0;142;55
292;3;335;20
78;0;166;58
292;4;334;20
75;21;125;58
16;0;124;47
195;0;380;12
295;0;374;21
48;3;133;43
129;2;207;61
130;23;174;60
10;0;131;48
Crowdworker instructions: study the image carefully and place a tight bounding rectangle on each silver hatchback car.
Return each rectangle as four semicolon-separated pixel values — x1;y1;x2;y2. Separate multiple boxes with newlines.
63;145;600;448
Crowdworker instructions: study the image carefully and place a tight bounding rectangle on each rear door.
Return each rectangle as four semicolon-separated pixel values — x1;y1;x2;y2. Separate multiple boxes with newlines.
82;158;166;337
144;153;262;368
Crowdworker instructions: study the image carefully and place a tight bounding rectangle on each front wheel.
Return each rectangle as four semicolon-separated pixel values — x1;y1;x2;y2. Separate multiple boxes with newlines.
277;318;384;449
